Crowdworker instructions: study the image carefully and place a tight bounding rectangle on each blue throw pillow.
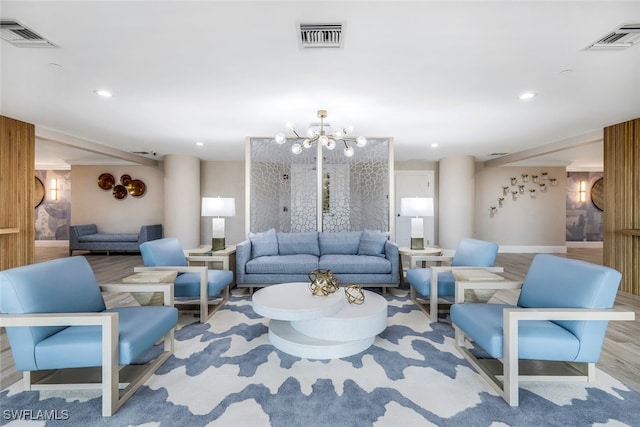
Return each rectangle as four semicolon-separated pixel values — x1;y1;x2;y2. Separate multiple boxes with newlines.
357;229;388;257
249;228;278;258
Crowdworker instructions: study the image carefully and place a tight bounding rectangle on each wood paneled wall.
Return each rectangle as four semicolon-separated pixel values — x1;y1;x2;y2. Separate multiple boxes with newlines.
604;118;640;296
0;116;35;270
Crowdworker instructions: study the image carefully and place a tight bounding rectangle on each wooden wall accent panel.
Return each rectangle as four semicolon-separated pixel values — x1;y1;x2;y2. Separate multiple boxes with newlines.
603;118;639;296
0;115;35;270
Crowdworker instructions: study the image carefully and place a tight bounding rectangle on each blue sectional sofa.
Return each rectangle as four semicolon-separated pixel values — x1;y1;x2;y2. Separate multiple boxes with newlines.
236;229;400;290
69;224;163;255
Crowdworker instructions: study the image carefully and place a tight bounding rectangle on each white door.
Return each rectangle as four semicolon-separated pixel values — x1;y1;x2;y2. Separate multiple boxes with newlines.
395;170;435;248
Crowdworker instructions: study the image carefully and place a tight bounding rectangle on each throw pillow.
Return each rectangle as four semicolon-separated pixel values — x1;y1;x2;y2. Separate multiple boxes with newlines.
249;228;278;258
357;229;388;257
277;232;320;256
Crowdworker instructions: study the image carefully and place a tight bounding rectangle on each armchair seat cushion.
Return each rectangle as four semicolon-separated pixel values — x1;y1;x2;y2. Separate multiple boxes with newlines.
406;269;456;297
451;303;580;361
246;255;319;275
319;254;391;274
34;306;178;369
174;270;233;298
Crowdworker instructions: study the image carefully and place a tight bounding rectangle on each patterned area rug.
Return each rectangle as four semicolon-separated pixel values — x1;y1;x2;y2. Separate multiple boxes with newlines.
2;292;640;426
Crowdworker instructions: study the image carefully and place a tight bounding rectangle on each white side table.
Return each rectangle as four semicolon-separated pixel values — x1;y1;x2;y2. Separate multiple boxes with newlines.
100;271;177;306
186;245;236;285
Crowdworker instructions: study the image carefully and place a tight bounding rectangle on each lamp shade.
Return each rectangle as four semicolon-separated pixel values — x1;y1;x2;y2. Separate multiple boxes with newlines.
201;197;236;217
400;197;434;217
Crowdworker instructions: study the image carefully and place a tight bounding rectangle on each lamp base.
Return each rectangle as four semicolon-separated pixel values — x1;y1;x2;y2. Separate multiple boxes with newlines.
211;237;225;252
410;238;424;250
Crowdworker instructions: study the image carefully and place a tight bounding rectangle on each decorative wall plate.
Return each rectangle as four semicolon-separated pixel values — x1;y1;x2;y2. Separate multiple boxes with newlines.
34;177;45;208
128;179;146;197
113;184;128;199
98;173;115;190
591;177;604;211
120;174;132;186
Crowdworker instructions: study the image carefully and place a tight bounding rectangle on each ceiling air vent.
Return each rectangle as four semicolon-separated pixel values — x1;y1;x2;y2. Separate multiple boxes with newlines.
299;24;342;48
0;19;56;48
588;24;640;50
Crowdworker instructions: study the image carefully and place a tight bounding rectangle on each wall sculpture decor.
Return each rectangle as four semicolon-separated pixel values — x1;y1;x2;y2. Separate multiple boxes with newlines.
97;173;146;199
491;171;556;217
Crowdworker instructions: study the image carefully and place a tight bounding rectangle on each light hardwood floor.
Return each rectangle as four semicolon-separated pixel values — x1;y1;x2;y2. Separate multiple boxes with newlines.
1;247;639;393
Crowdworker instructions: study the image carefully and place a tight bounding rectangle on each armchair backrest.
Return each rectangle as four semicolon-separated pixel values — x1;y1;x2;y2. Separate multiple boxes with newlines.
140;237;188;267
0;256;106;370
451;238;499;267
518;254;622;362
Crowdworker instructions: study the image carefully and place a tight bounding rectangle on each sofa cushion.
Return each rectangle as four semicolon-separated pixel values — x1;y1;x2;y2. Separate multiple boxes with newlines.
277;232;320;256
246;255;319;274
357;230;388;257
319;254;392;274
319;231;363;255
78;233;139;243
249;228;278;258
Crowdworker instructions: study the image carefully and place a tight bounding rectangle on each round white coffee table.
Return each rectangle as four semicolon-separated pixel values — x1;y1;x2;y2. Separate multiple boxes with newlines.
252;282;388;359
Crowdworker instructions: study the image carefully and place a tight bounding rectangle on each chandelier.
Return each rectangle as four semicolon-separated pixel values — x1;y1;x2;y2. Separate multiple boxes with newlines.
274;109;367;157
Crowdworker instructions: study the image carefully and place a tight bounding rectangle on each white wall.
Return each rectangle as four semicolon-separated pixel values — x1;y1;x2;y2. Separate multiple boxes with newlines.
71;165;163;233
474;165;566;251
200;161;245;245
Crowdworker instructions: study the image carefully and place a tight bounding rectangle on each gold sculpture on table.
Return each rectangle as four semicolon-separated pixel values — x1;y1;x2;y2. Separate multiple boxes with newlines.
308;269;339;296
344;285;365;305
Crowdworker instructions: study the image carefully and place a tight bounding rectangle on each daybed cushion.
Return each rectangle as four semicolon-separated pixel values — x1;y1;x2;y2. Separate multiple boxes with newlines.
357;229;388;257
78;233;139;243
277;232;320;256
319;231;362;255
246;254;319;274
249;228;278;258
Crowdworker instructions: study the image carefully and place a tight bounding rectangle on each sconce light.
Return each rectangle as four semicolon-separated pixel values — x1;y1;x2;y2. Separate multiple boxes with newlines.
201;197;236;251
49;178;58;201
400;197;434;250
579;181;587;203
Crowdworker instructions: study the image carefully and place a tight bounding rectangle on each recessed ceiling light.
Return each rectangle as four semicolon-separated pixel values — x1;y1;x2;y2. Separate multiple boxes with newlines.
519;91;536;100
195;141;204;147
431;143;439;148
94;89;112;98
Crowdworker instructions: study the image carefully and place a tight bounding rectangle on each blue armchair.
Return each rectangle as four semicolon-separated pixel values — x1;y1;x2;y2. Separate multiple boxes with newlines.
0;257;178;416
406;238;502;321
139;237;233;323
451;254;635;406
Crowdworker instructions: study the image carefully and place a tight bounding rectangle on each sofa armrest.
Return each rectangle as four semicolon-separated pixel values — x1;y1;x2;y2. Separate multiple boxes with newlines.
454;280;522;303
384;240;400;284
100;283;174;307
138;224;163;244
235;240;251;285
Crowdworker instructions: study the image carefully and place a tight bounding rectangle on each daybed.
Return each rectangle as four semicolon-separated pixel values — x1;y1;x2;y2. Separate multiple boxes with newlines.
69;223;163;255
236;229;400;290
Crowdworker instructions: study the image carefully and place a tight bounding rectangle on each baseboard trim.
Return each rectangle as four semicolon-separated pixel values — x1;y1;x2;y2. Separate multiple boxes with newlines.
498;246;567;254
35;240;69;248
566;241;603;248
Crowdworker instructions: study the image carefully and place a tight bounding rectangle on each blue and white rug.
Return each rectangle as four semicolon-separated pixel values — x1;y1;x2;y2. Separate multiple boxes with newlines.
2;292;640;426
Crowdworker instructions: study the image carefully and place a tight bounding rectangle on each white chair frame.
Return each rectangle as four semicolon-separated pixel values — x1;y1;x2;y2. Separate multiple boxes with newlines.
135;265;229;323
452;280;636;406
409;262;504;321
0;284;175;417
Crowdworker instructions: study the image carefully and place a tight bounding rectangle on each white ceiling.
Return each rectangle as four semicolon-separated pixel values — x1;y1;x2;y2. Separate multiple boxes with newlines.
2;1;639;169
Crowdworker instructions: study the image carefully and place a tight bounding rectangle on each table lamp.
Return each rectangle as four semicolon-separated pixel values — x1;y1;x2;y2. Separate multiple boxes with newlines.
400;197;434;250
201;197;236;251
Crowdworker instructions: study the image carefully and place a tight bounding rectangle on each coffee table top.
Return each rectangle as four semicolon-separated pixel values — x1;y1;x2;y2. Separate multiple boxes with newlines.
252;282;345;321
